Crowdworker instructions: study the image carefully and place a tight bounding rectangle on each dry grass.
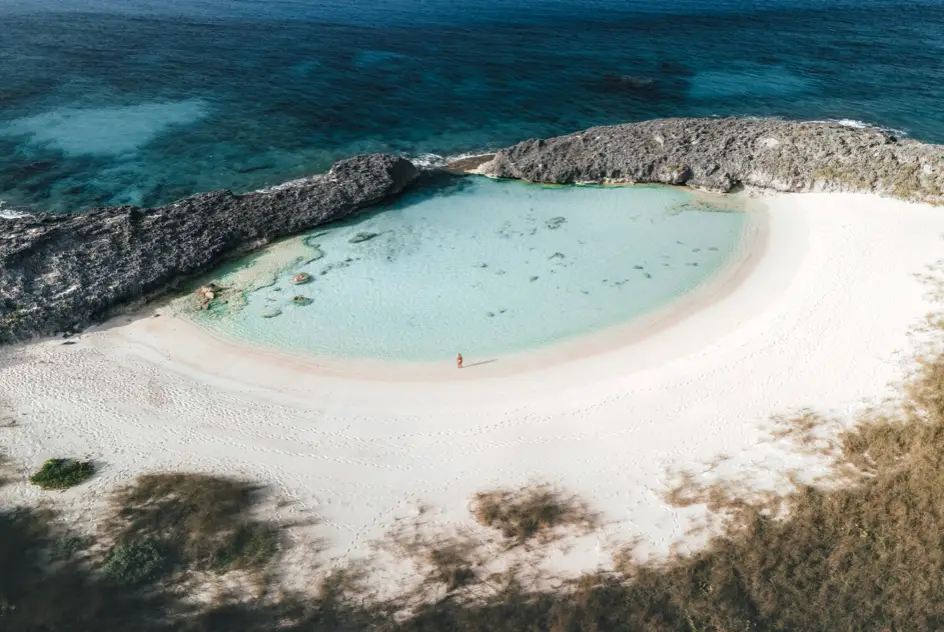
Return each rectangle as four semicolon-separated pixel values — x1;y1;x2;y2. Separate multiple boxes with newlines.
471;485;599;548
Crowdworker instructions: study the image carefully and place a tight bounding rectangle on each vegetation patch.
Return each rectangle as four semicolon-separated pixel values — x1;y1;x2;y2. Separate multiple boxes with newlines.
471;484;599;547
4;278;944;631
103;539;167;585
28;458;94;490
109;473;279;575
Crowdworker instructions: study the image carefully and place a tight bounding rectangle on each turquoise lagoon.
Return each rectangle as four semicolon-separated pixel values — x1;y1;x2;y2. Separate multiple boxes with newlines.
192;177;748;363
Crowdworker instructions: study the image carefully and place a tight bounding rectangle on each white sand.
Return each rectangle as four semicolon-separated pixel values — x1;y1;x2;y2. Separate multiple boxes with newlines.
1;192;942;577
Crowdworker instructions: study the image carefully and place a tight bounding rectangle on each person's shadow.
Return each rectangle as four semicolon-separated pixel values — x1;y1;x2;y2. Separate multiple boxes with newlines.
462;359;498;369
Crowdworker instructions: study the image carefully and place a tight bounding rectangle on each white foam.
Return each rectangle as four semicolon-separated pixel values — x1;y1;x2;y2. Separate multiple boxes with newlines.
835;118;868;129
827;118;908;137
402;151;496;170
0;201;30;219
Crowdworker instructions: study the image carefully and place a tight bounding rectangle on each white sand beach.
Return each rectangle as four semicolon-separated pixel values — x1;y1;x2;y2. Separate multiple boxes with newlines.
1;192;943;578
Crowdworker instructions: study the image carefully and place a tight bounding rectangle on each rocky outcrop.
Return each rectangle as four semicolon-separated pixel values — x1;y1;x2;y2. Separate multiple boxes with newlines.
3;117;943;345
0;154;419;343
477;118;944;203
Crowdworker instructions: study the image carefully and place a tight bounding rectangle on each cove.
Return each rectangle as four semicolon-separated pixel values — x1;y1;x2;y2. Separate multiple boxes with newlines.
188;177;748;363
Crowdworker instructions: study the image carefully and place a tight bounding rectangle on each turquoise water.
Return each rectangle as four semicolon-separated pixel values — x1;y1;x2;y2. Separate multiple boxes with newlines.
1;1;943;213
194;178;746;362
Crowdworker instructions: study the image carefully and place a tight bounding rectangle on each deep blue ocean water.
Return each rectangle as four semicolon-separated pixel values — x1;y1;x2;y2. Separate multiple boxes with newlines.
2;0;943;213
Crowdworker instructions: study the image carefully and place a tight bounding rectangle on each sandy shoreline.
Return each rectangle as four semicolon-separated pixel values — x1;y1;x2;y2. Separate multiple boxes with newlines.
138;191;767;384
1;191;943;576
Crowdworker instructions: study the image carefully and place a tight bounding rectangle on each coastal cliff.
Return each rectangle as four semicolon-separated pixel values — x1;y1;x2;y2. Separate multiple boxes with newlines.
0;154;419;343
476;118;944;203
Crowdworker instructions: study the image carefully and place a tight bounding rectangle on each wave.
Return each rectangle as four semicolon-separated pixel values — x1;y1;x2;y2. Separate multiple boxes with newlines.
827;118;909;137
401;151;497;170
0;202;31;219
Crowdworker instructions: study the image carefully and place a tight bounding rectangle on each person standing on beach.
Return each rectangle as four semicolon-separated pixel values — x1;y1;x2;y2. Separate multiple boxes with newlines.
457;353;463;369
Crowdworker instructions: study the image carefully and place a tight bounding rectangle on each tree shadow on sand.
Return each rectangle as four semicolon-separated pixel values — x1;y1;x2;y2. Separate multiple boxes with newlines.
5;276;944;631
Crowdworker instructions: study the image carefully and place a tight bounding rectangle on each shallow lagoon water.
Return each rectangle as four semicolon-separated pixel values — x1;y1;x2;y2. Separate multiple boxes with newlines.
193;178;747;362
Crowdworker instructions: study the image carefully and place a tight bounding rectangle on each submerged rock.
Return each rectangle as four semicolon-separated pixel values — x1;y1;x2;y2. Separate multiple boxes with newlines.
348;231;379;243
261;309;282;319
477;118;944;202
195;284;218;309
194;282;234;310
292;295;313;306
545;216;567;230
601;74;658;91
0;154;419;343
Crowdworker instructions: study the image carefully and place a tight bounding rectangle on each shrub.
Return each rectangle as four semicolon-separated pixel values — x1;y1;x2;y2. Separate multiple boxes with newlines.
52;534;90;560
212;524;279;571
103;539;166;586
28;459;94;490
110;473;279;574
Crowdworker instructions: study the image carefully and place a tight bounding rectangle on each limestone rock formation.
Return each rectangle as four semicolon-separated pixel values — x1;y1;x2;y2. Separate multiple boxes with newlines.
476;118;944;203
0;154;419;343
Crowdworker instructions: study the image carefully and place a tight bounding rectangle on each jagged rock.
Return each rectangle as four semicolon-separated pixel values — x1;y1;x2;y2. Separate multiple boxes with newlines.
476;118;944;202
0;154;419;343
291;273;313;285
292;295;313;306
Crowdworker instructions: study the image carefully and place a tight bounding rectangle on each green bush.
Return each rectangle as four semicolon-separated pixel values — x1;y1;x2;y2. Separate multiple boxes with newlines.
212;524;279;571
112;473;279;574
28;459;94;490
103;539;166;586
52;534;89;560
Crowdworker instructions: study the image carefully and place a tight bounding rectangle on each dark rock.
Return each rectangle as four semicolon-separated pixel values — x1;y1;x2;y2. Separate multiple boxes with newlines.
545;216;567;230
235;164;272;174
292;296;313;306
0;153;419;343
477;118;944;201
602;74;657;91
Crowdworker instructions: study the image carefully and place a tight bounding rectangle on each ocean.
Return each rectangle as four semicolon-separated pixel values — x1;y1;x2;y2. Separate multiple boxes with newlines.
1;0;942;213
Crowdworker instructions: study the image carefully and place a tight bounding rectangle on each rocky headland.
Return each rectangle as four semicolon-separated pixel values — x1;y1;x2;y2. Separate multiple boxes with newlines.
0;154;418;343
475;117;944;203
2;117;944;343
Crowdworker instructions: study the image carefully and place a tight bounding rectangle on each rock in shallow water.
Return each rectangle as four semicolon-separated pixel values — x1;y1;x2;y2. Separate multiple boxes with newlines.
291;272;313;285
348;231;380;243
0;153;419;343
